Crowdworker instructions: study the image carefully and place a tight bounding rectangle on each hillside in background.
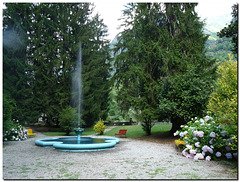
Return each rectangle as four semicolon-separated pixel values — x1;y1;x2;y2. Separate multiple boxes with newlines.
110;14;234;62
203;15;234;61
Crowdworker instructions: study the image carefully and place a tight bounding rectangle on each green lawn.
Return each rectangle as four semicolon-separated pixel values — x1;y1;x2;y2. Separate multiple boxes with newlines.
42;127;96;136
104;124;172;138
42;124;172;138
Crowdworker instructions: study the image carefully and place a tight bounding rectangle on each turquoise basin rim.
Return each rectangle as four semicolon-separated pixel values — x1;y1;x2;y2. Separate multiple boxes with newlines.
35;137;119;151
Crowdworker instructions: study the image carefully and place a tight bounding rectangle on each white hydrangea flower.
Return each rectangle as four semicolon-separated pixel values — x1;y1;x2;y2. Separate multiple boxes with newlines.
174;131;179;136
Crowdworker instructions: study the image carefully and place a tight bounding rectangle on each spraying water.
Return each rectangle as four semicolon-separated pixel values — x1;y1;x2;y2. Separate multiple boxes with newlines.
72;45;83;128
72;45;84;143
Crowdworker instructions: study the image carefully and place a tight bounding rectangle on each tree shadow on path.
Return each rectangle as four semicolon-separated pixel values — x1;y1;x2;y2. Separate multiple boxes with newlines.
134;132;177;146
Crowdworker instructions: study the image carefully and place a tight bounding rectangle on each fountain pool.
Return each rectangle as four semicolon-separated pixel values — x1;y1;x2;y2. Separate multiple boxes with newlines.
35;136;119;152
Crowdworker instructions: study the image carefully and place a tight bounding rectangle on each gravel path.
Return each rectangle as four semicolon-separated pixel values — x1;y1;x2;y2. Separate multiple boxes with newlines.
3;132;237;180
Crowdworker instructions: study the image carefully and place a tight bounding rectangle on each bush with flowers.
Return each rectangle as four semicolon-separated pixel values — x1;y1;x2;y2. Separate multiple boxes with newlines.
174;115;237;161
93;118;105;135
3;119;28;142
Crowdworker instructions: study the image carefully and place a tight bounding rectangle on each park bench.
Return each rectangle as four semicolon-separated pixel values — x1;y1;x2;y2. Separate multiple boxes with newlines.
175;139;185;154
115;129;127;138
27;129;37;137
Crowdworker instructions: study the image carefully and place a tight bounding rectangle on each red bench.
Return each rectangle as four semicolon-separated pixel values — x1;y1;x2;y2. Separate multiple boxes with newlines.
115;129;127;137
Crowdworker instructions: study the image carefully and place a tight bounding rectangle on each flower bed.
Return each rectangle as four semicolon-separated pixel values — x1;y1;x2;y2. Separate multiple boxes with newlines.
174;116;237;161
3;120;28;142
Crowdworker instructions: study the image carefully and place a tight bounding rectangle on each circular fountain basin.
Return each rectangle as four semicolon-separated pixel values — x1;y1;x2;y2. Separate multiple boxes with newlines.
35;137;119;152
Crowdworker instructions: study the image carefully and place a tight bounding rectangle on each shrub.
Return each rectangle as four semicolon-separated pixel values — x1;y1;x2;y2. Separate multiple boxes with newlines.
59;106;79;136
3;94;16;122
174;116;237;161
208;55;237;136
157;64;217;133
3;120;28;142
93;118;105;135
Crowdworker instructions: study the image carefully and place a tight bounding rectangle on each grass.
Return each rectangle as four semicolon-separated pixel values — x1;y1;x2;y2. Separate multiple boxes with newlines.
42;127;97;136
104;124;171;138
42;124;171;138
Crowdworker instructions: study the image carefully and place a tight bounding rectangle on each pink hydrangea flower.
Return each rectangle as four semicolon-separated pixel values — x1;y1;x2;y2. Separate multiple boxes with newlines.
193;131;198;136
194;153;204;160
182;151;188;157
197;153;204;159
197;131;204;137
195;142;200;148
207;147;213;154
205;115;210;121
186;154;194;159
186;144;193;150
190;149;196;155
202;145;209;152
206;156;211;161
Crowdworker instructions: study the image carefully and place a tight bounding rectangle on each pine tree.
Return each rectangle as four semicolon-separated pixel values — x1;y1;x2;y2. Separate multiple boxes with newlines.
157;3;217;133
113;3;165;135
3;3;40;124
82;13;111;126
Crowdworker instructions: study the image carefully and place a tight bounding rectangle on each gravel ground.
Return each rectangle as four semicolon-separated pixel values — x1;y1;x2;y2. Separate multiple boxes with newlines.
3;133;237;180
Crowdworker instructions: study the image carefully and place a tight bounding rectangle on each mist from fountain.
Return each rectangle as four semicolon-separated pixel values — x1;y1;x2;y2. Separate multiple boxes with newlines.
72;45;84;142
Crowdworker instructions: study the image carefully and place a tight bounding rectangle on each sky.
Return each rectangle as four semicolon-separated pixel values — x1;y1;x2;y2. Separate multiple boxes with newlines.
93;0;236;41
1;0;236;41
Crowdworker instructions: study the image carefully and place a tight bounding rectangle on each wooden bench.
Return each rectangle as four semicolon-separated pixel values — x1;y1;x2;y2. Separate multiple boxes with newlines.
27;129;37;137
115;129;127;137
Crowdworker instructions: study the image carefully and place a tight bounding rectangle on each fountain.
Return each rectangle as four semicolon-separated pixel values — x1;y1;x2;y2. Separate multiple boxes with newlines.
35;45;119;152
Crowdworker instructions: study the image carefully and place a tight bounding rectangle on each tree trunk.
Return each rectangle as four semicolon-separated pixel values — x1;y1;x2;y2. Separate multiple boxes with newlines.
142;119;153;136
169;121;181;134
66;130;70;136
169;116;185;134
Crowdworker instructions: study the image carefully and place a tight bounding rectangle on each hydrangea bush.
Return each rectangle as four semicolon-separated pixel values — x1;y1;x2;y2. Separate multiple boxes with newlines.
3;120;28;142
174;116;237;161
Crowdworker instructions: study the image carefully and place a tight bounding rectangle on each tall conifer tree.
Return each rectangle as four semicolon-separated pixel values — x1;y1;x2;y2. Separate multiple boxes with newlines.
3;3;111;127
113;3;217;135
3;3;39;124
113;3;166;135
82;13;111;126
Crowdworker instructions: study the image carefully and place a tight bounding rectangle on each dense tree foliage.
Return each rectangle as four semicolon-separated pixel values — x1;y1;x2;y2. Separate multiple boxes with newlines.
218;4;238;55
106;86;127;123
208;55;237;136
113;3;217;135
157;3;217;133
3;3;38;124
3;3;111;127
113;3;165;135
81;14;111;126
58;106;79;135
